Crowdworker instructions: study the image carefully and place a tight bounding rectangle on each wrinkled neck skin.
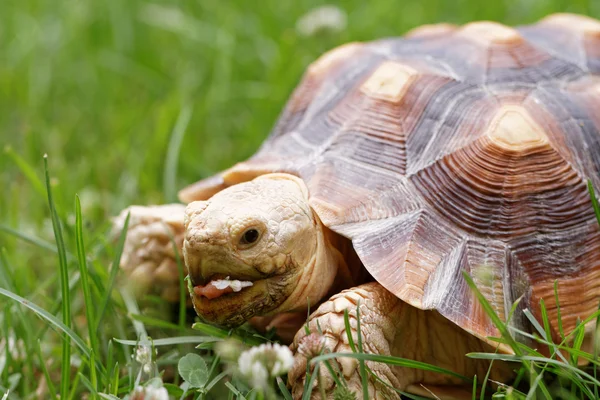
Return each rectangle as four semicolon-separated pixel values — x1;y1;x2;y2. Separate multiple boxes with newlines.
250;216;362;342
267;217;361;316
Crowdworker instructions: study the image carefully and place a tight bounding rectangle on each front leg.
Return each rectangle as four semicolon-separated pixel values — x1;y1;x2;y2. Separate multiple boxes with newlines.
112;204;186;302
288;282;405;399
288;282;512;399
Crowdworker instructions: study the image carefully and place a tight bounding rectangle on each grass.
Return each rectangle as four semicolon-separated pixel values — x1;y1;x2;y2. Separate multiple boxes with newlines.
2;0;600;399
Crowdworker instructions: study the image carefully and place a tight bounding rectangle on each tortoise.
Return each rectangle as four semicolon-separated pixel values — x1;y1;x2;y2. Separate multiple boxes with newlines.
114;13;600;399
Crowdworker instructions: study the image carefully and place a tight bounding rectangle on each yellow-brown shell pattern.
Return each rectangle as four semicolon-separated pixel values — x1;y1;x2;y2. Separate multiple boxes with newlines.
180;14;600;344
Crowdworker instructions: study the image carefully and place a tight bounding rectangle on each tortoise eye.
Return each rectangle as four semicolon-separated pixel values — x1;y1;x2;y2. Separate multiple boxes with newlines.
239;228;261;247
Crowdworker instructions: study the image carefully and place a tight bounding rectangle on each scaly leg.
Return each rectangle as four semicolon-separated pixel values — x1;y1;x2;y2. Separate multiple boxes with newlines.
112;204;187;302
288;282;513;399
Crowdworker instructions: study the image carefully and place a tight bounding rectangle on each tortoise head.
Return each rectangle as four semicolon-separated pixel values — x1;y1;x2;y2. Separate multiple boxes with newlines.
183;173;339;327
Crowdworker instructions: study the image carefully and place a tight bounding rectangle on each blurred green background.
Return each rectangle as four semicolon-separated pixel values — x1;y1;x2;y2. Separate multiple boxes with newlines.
1;0;599;270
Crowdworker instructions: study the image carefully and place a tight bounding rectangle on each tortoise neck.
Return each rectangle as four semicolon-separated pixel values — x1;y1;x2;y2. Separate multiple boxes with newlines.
322;227;372;295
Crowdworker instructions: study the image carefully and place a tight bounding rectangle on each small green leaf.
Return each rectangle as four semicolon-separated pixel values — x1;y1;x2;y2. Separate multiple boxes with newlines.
162;383;184;396
178;353;209;388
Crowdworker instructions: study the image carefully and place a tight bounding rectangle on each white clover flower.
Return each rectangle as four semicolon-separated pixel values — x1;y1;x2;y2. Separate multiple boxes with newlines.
130;385;169;400
134;343;157;377
238;343;294;390
296;5;347;37
135;344;152;365
297;333;326;359
249;360;269;389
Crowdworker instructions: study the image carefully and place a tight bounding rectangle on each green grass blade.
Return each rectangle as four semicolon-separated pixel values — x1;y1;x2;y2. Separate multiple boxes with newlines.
463;271;521;355
301;362;320;400
0;224;62;255
311;352;472;382
44;155;72;397
343;308;357;353
0;287;90;359
67;362;84;400
79;371;98;396
553;281;565;341
362;365;427;399
75;195;99;397
35;338;57;399
130;313;184;331
526;371;550;400
224;381;248;400
205;370;229;393
114;336;215;346
191;322;264;346
467;353;600;386
120;289;148;340
163;103;192;202
96;212;129;335
354;302;369;400
111;362;119;396
594;301;600;400
163;225;187;329
276;377;293;400
4;146;46;197
0;248;17;293
587;180;600;226
321;359;345;389
571;319;586;366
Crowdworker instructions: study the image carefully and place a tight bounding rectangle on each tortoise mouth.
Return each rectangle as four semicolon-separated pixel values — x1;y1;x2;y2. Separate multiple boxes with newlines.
190;276;290;327
192;275;256;300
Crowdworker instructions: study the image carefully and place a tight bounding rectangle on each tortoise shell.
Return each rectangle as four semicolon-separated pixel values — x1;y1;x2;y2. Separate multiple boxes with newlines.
180;14;600;346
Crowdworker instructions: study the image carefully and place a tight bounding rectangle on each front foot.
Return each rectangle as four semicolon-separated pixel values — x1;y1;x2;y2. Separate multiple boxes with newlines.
112;204;186;302
288;283;402;400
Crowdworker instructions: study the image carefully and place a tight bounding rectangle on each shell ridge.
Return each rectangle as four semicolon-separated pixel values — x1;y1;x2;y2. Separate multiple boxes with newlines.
406;84;485;175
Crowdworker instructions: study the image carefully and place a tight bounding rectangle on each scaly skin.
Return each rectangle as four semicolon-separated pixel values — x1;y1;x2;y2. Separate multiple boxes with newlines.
112;204;187;302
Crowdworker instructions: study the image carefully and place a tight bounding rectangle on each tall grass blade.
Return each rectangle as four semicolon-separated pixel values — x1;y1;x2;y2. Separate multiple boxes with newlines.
224;382;248;400
0;288;97;363
587;180;600;226
35;339;58;399
553;281;565;341
96;212;129;335
594;301;600;400
343;309;357;353
311;352;471;382
354;303;369;400
301;363;320;400
0;249;16;293
44;155;72;397
163;226;186;328
467;353;600;386
463;271;521;355
0;224;62;255
163;104;192;202
276;377;293;400
121;289;148;340
5;146;46;197
114;336;215;346
191;322;264;346
75;195;99;397
131;313;183;331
